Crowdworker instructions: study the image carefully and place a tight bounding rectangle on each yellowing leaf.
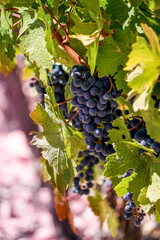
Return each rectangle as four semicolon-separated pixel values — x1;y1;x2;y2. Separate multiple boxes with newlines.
124;34;160;111
69;30;100;46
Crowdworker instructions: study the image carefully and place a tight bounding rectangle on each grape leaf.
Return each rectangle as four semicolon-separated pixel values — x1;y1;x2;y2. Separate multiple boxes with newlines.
88;190;118;236
7;0;35;7
105;0;129;28
70;11;100;46
104;141;158;206
97;29;135;77
79;0;103;29
19;10;37;37
30;103;67;173
0;26;16;74
86;38;99;75
147;172;160;203
65;132;87;162
124;27;160;111
99;0;107;10
20;18;52;85
30;87;82;174
0;6;11;30
48;0;60;15
53;39;77;67
138;187;153;213
155;200;160;222
41;157;71;195
130;0;143;7
64;82;74;113
108;118;131;143
114;70;131;94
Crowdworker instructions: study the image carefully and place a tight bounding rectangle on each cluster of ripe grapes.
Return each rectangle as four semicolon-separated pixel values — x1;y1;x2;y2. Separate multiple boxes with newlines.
123;192;145;227
127;117;160;156
70;65;122;161
72;150;99;195
48;64;69;118
30;64;84;130
122;169;145;227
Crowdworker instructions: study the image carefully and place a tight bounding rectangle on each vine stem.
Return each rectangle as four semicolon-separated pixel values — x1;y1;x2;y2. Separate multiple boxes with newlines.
57;97;74;106
0;8;19;11
42;4;69;41
65;111;79;125
128;120;143;131
42;4;89;68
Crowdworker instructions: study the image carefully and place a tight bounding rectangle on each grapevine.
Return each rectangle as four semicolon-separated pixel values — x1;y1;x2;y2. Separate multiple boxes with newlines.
0;0;160;238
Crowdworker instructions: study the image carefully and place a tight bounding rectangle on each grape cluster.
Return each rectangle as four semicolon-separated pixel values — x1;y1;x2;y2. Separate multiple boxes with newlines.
70;65;122;161
72;150;99;195
30;78;46;107
122;170;145;227
30;64;70;115
127;117;160;156
123;192;145;227
48;64;69;118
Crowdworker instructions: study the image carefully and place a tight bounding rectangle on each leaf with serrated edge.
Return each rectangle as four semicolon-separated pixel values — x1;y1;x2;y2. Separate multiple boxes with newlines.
124;33;160;110
97;29;135;77
104;141;155;205
20;18;52;85
30;103;67;174
108;118;131;143
86;38;99;74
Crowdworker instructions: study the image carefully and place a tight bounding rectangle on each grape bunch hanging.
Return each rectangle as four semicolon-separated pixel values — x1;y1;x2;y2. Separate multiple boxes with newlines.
29;64;160;228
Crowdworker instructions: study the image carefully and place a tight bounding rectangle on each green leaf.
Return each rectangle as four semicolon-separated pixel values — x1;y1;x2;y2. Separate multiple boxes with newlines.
30;103;67;174
114;70;131;94
65;131;87;162
48;0;60;15
130;0;143;7
147;172;160;203
124;32;160;111
0;27;16;74
86;38;99;74
0;50;15;74
41;157;71;195
155;200;160;222
88;190;118;236
108;118;131;143
19;10;37;37
53;39;77;67
64;82;73;113
8;0;35;7
37;2;57;58
105;0;129;27
97;29;135;77
79;0;103;29
104;141;154;205
138;187;153;213
99;0;107;10
0;7;11;30
20;18;52;85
